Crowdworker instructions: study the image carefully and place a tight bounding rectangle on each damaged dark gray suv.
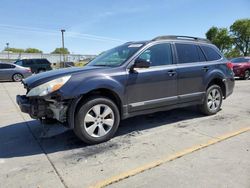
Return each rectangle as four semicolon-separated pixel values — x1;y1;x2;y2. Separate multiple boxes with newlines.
16;36;235;144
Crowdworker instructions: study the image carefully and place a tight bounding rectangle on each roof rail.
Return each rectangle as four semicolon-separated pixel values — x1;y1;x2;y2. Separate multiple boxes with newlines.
152;35;211;43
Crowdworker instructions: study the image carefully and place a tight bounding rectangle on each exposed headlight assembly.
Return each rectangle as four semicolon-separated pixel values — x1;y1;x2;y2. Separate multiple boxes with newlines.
27;75;71;97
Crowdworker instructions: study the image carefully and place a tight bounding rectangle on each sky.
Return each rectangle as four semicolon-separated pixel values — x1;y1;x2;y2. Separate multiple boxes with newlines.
0;0;249;55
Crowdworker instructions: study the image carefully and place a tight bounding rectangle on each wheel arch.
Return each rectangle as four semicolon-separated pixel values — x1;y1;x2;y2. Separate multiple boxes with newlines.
12;72;23;81
206;77;226;98
67;88;123;129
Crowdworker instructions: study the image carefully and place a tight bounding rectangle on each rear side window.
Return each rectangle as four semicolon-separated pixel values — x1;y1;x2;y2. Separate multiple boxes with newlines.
175;43;201;63
197;46;206;62
0;64;15;69
201;45;221;61
35;59;50;64
25;59;33;65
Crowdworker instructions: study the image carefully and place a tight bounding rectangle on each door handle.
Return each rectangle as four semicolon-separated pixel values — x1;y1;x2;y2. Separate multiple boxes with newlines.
168;70;176;76
202;66;209;72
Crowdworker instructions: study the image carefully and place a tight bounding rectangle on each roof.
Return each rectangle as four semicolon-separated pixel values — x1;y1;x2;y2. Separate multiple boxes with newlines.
152;35;211;43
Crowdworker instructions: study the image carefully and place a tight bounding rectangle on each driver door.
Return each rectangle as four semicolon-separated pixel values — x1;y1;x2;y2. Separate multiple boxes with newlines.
126;43;178;112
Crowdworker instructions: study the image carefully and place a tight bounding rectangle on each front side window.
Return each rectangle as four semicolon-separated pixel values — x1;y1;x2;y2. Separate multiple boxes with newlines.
201;45;221;61
138;43;173;66
176;43;201;64
88;44;143;67
15;60;23;66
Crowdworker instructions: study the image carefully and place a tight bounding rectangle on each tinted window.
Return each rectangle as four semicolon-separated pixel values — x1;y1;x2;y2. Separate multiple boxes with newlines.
176;43;200;63
15;60;23;66
24;59;33;65
197;46;206;61
0;64;15;69
231;58;249;63
201;45;221;61
138;43;172;66
43;59;51;64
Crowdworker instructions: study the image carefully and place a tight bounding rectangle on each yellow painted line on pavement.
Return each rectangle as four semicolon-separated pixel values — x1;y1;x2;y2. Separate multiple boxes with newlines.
90;127;250;188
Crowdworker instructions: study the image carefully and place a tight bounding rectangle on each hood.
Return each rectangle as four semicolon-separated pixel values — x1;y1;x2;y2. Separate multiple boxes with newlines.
23;66;104;88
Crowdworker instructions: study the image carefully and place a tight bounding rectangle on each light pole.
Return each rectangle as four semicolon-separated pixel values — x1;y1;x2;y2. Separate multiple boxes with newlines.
6;43;9;61
61;29;66;68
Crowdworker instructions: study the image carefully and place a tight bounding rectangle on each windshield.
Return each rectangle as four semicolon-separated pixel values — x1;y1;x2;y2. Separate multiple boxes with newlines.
87;43;143;67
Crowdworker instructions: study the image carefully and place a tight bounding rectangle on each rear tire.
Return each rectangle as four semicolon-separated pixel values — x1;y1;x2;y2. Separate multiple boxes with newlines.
200;85;223;115
74;96;120;144
244;70;250;80
12;73;23;82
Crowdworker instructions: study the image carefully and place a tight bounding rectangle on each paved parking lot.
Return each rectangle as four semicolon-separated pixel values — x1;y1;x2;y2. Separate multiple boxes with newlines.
0;80;250;188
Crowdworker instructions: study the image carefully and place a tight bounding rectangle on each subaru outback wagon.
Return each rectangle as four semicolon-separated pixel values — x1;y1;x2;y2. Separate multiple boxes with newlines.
16;36;234;144
14;58;52;73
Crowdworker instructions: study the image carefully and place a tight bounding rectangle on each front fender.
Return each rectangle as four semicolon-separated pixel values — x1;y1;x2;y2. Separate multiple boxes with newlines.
60;74;126;102
64;75;126;129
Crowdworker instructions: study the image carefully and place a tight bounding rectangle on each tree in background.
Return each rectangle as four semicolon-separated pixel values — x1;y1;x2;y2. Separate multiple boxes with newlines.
4;47;25;53
25;48;42;53
206;26;233;54
224;48;241;58
206;19;250;58
230;19;250;56
4;47;43;53
51;48;70;54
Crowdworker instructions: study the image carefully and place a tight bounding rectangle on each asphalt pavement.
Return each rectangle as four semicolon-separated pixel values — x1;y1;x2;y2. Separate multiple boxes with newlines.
0;80;249;188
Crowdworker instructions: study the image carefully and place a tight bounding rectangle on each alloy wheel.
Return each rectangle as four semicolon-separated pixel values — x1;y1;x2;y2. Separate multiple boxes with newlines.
13;74;23;82
83;104;115;138
244;70;250;80
207;88;221;111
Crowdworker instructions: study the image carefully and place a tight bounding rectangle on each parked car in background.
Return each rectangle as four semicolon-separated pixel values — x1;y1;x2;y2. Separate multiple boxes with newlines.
64;62;74;67
14;58;52;73
16;35;234;144
231;57;250;80
0;62;32;82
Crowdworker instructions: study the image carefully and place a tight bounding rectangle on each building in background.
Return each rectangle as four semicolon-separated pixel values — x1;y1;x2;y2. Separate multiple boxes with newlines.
0;52;96;67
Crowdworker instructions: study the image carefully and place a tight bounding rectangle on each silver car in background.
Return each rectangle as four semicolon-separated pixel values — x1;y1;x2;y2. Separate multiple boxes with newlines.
0;62;32;82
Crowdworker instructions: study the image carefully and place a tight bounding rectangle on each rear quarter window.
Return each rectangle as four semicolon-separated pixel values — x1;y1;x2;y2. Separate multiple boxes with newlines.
201;45;222;61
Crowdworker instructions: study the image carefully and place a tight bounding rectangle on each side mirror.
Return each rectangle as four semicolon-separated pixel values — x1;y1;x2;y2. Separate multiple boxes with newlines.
133;58;151;69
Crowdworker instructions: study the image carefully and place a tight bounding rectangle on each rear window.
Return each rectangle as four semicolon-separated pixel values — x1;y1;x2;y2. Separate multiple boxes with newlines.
201;45;221;61
176;43;202;63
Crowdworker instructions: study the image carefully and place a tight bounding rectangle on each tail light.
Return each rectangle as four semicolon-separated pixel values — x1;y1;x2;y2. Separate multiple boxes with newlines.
26;68;31;73
226;62;233;70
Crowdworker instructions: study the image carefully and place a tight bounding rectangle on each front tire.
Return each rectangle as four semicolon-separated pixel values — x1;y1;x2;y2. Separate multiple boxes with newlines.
74;96;120;144
200;85;223;115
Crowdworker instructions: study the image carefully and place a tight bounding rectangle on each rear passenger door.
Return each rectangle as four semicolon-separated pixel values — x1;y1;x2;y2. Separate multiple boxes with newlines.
175;43;208;103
